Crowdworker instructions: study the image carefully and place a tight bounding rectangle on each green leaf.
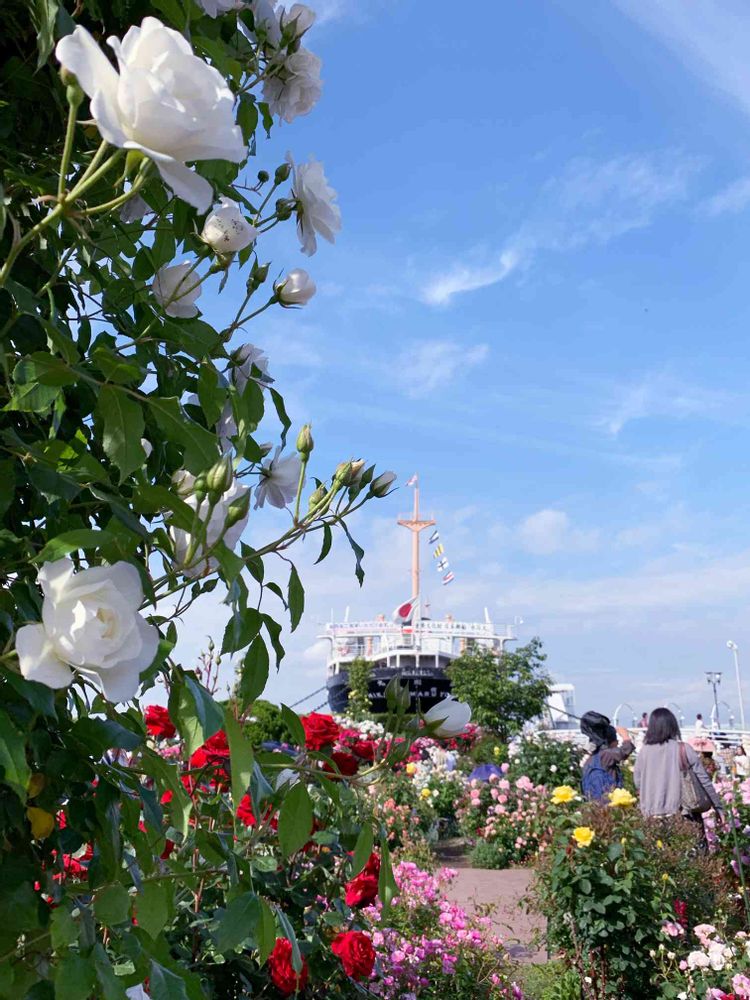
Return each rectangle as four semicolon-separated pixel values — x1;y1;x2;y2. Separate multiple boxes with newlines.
6;380;60;413
137;881;170;940
92;347;144;385
351;823;374;877
98;385;146;481
53;953;95;1000
92;945;127;1000
257;897;277;964
149;963;189;1000
50;906;78;949
184;675;223;741
274;907;303;973
0;708;30;801
225;709;254;812
33;528;117;563
31;0;60;67
213;893;261;953
197;364;224;426
147;397;217;474
378;837;398;917
3;671;57;718
221;606;262;655
237;636;269;709
287;564;304;632
94;883;131;926
168;680;204;759
13;353;75;387
340;521;366;586
315;523;333;564
277;781;313;858
269;388;291;446
140;751;191;838
279;704;305;747
72;717;143;754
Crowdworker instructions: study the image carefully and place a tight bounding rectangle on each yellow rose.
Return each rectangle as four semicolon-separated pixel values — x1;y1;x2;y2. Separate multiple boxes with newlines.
420;788;431;800
608;788;637;808
493;746;501;757
405;762;417;776
551;785;576;805
656;839;664;850
27;806;55;840
572;826;595;848
661;873;670;882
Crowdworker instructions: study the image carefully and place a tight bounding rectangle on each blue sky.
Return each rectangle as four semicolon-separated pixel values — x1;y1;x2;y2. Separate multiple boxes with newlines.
174;0;750;725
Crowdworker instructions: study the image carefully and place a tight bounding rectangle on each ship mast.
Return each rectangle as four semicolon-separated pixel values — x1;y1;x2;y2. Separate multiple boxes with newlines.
397;477;435;618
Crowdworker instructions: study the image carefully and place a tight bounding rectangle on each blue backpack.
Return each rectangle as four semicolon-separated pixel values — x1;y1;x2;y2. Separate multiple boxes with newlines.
582;749;623;801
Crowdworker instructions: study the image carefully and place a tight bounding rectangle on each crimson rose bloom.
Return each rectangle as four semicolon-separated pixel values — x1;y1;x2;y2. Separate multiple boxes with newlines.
268;937;308;996
351;739;376;761
344;871;378;907
236;794;256;827
325;751;359;776
301;712;340;750
331;930;375;979
144;705;176;740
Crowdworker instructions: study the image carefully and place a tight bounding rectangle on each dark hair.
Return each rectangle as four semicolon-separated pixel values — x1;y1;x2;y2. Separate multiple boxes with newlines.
696;713;703;720
644;707;681;745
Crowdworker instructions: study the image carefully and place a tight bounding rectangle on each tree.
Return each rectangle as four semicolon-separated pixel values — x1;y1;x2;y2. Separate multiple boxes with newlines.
346;657;374;720
446;637;551;741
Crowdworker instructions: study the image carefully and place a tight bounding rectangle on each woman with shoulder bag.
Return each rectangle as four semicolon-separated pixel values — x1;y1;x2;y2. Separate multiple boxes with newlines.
633;707;722;848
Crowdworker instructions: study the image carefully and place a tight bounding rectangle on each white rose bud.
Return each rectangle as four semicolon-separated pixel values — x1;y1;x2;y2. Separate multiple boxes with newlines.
152;262;202;319
275;268;316;307
55;18;245;212
423;696;472;737
201;198;257;254
370;471;396;497
15;559;159;702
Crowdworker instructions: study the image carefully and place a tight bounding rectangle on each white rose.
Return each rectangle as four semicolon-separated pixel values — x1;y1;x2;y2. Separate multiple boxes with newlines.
707;942;727;971
287;152;341;256
275;268;316;307
201;198;257;254
424;696;472;737
249;0;282;44
263;47;322;124
686;950;710;970
198;0;246;16
280;3;316;36
120;194;149;224
15;559;159;703
370;471;396;497
152;262;202;319
254;448;302;509
56;18;245;212
232;343;272;393
171;471;250;577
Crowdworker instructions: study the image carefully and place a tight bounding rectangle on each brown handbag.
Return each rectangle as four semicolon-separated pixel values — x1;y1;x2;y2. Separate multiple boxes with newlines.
679;742;713;815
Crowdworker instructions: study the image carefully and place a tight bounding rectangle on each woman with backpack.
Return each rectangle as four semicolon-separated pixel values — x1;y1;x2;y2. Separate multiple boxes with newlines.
580;711;635;800
633;707;722;847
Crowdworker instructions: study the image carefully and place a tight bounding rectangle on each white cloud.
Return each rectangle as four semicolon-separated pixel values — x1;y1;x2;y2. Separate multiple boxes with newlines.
614;0;750;120
420;151;700;306
700;175;750;216
517;509;600;555
395;340;489;398
600;371;745;436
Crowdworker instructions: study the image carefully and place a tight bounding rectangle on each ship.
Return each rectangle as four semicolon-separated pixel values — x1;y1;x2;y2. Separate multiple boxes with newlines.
323;479;519;714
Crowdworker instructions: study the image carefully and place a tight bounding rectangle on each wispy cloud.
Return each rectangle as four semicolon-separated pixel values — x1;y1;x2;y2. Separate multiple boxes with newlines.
700;175;750;216
421;151;701;306
614;0;750;120
517;509;600;555
600;371;745;436
394;340;489;398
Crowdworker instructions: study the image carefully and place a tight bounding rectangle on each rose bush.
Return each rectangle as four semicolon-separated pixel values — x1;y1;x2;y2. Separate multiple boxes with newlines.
0;1;407;996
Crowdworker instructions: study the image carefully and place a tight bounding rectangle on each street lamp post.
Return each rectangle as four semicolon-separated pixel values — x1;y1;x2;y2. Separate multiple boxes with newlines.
706;671;722;730
727;641;746;731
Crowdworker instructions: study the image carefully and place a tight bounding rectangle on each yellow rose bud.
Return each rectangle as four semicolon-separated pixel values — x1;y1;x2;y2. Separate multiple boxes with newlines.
27;807;55;840
656;839;663;849
661;873;669;882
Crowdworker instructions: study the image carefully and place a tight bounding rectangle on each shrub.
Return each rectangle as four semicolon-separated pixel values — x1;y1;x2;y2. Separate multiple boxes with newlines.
507;734;584;788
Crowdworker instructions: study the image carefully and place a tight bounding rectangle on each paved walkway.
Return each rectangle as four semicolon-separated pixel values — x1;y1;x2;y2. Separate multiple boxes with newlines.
443;865;546;962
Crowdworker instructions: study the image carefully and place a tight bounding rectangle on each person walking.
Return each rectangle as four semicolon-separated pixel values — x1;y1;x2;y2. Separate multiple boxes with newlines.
633;707;722;847
638;711;649;729
695;713;706;734
580;711;635;800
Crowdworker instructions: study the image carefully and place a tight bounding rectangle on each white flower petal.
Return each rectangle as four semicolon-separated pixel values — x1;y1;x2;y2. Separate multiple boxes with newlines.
150;155;214;213
90;661;142;703
16;624;73;689
56;26;119;102
37;559;75;602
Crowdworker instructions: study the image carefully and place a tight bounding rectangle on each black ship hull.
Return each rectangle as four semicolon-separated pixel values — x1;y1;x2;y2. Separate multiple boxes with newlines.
327;666;452;715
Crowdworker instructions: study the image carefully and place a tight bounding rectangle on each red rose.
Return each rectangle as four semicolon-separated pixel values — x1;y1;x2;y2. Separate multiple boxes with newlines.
301;712;340;751
268;937;308;996
331;931;375;980
363;852;380;877
189;730;230;788
325;752;359;777
144;705;176;740
236;794;256;827
344;871;378;907
351;740;376;762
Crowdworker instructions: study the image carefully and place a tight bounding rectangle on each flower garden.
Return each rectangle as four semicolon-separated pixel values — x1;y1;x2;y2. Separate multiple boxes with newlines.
1;1;750;998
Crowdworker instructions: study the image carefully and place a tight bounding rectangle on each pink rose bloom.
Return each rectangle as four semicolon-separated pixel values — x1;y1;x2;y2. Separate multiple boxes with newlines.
694;924;717;947
662;921;685;938
733;973;750;998
501;762;510;773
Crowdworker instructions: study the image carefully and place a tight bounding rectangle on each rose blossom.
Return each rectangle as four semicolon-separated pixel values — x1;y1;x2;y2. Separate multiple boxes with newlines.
254;447;302;509
288;152;341;256
275;268;316;306
301;712;340;750
16;559;159;702
56;18;245;211
152;262;202;318
331;930;376;980
280;3;316;37
201;198;256;253
423;696;472;737
268;937;308;996
264;47;322;123
198;0;246;16
170;470;250;577
145;705;176;740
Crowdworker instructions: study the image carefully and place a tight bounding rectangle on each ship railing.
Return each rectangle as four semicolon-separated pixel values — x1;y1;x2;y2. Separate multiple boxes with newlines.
538;726;750;754
323;620;514;639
